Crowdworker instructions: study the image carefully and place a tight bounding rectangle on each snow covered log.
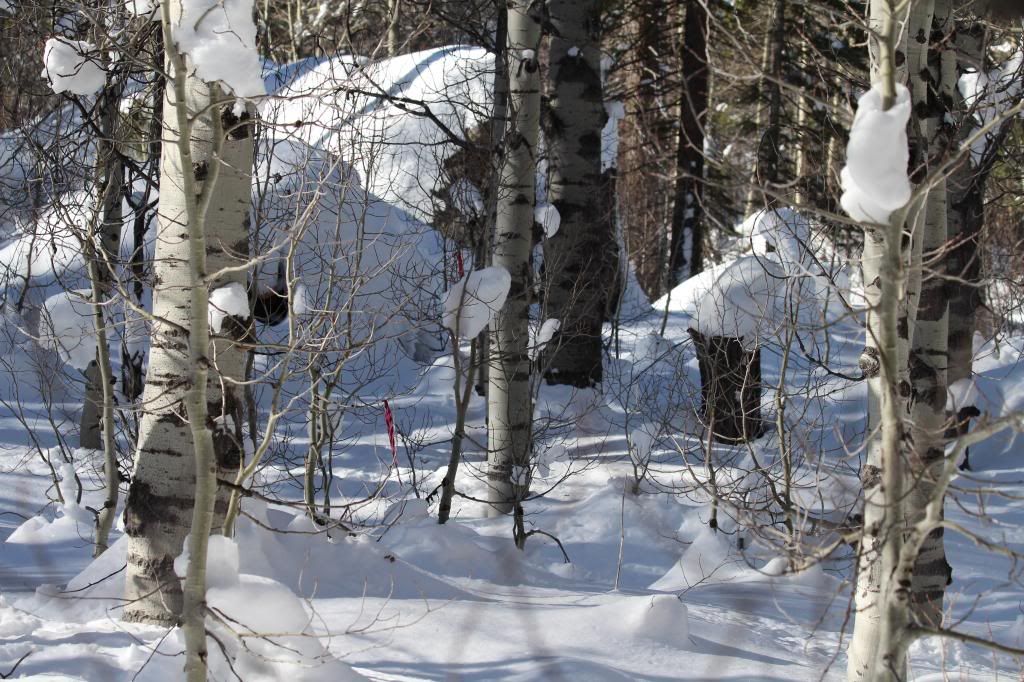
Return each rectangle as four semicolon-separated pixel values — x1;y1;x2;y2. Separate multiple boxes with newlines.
687;328;763;444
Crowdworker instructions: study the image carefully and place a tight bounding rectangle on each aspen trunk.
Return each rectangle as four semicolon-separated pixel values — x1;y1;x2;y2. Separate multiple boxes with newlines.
542;0;612;388
88;63;125;556
123;0;252;628
906;0;955;627
486;0;540;517
847;2;914;679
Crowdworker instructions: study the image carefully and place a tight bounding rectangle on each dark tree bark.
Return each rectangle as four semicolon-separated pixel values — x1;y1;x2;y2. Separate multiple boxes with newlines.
667;0;709;288
688;328;763;444
542;0;614;388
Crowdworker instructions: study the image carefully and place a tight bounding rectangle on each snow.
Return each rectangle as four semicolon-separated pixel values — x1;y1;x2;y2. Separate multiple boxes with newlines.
173;0;266;98
840;83;913;224
684;255;785;346
40;289;97;371
41;38;105;96
535;202;561;238
0;0;12;14
208;281;249;333
958;50;1023;165
266;47;493;225
442;266;511;338
530;317;561;359
126;0;157;19
5;43;1024;682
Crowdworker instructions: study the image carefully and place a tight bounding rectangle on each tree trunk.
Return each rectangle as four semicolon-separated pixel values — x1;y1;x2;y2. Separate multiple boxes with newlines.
486;0;539;517
687;329;762;444
541;0;611;388
476;3;508;399
847;2;914;679
88;59;126;556
748;0;786;213
123;1;253;626
906;0;955;627
666;0;708;287
619;0;674;298
946;22;989;471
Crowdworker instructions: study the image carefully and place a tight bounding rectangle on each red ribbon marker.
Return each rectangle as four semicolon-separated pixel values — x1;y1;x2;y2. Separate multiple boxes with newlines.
384;399;400;484
456;250;465;280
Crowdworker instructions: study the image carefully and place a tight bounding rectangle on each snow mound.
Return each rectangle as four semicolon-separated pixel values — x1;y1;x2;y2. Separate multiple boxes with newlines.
692;256;785;346
42;38;105;96
650;526;747;590
840;84;912;224
442;266;511;338
40;289;96;371
626;594;689;645
535;203;561;238
266;47;494;225
530;318;560;360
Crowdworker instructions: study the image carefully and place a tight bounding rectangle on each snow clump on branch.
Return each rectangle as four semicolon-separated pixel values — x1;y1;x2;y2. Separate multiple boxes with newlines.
41;38;105;96
173;0;266;98
442;266;511;338
209;282;250;333
840;83;912;224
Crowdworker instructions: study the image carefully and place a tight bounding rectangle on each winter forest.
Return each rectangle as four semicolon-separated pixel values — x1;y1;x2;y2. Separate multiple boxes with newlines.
3;0;1024;680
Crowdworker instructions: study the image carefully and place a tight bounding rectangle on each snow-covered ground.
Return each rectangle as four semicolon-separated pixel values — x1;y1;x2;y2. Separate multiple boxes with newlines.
2;48;1024;681
2;298;1024;679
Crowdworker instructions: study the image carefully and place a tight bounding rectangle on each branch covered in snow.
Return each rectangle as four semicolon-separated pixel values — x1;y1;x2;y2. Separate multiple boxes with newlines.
172;0;266;98
442;266;511;339
41;38;105;96
840;84;912;224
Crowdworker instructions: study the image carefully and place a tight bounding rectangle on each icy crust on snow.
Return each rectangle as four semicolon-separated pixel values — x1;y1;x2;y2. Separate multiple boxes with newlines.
172;0;266;98
208;281;249;333
264;47;494;226
840;84;912;224
42;38;105;96
442;266;511;338
40;289;96;371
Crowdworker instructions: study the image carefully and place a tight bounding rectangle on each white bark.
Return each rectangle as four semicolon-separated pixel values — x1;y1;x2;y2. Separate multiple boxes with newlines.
487;0;540;519
848;2;914;679
123;0;253;643
906;0;954;627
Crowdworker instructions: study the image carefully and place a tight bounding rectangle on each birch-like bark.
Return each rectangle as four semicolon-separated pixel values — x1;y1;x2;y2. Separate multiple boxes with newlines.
123;0;252;630
542;0;611;388
487;0;539;516
906;0;955;627
946;24;988;462
847;2;913;679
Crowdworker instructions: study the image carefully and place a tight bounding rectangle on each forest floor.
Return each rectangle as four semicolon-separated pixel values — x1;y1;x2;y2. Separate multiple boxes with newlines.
1;296;1024;681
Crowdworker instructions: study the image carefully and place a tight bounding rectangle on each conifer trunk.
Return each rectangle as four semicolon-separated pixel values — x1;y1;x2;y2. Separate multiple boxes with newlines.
667;0;708;286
